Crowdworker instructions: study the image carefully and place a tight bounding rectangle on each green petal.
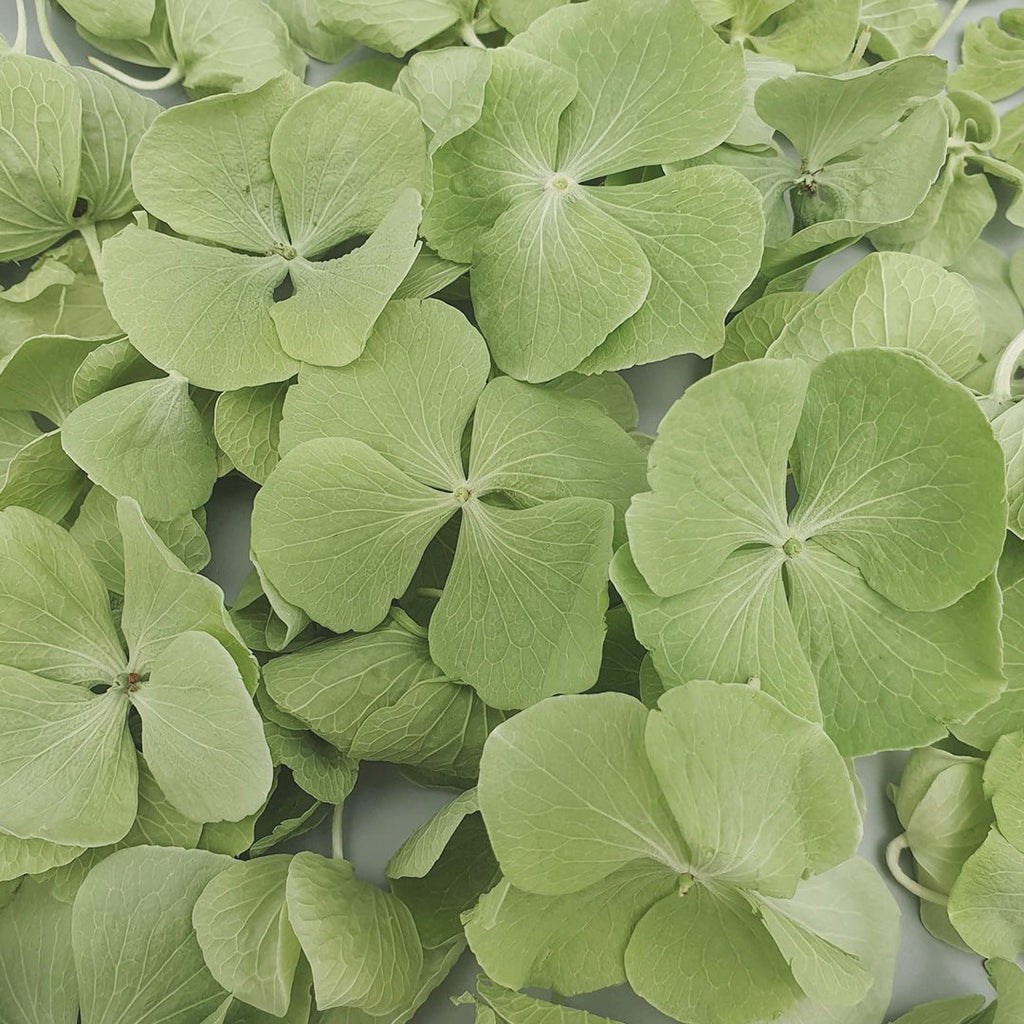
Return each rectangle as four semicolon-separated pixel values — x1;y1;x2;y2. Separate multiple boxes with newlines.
431;498;613;709
477;692;687;894
102;225;297;391
755;56;947;169
271;190;423;366
612;545;820;723
213;381;288;485
131;74;302;253
118;497;256;688
67;68;158;224
0;506;124;685
0;56;81;260
164;0;307;98
792;349;1006;612
749;0;861;72
513;0;745;179
627;358;806;595
70;486;209;594
263;721;358;804
56;0;157;38
423;47;577;264
72;846;233;1024
466;865;675;996
468;376;648;542
577;168;764;372
0;333;105;424
985;732;1024;851
769;252;983;380
270;82;428;259
0;669;134;847
317;0;469;56
387;789;479;881
0;879;78;1024
860;0;942;60
0;429;87;523
625;883;801;1024
0;831;84;883
280;298;488;487
267;0;355;61
472;189;651;382
253;438;456;632
787;546;1003;756
192;856;300;1016
286;852;423;1013
951;13;1024;101
647;681;858;896
948;827;1024;959
132;630;273;823
61;374;217;520
466;978;628;1023
714;292;814;369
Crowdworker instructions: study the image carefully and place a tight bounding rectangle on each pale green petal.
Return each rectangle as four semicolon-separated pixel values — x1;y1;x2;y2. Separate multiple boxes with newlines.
431;497;613;709
272;190;423;366
0;56;81;260
0;831;84;883
985;732;1024;851
948;827;1024;959
387;789;479;880
392;247;467;300
131;74;302;253
861;0;942;59
213;381;288;485
164;0;306;98
715;292;814;369
755;56;947;168
477;692;687;894
749;0;861;72
318;0;469;56
192;856;300;1016
769;253;983;379
67;68;158;224
70;486;209;594
727;51;794;149
118;497;256;688
395;47;490;156
252;438;456;632
263;721;358;804
577;168;764;372
787;546;1003;756
61;374;217;520
467;978;627;1023
0;429;87;523
793;350;1006;612
423;47;577;264
628;358;805;593
280;297;487;487
625;883;801;1024
513;0;745;179
951;13;1024;101
286;853;422;1013
56;0;157;38
889;998;987;1024
0;878;78;1024
72;335;161;405
751;858;900;1024
0;670;134;847
612;546;821;723
102;225;297;391
647;681;858;895
0;506;124;685
132;631;272;823
465;865;676;995
270;83;428;259
541;370;638;431
127;756;204;848
490;0;569;33
267;0;354;61
468;376;647;540
0;334;104;424
471;189;651;382
72;846;232;1024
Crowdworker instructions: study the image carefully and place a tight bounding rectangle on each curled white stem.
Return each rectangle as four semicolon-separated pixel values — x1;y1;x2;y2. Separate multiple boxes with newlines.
990;327;1024;403
87;56;183;91
78;222;104;283
12;0;27;53
33;0;68;65
924;0;972;52
331;803;344;860
886;834;949;906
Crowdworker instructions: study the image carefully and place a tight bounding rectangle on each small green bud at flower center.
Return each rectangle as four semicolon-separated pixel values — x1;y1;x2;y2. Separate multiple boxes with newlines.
783;538;802;556
454;485;472;503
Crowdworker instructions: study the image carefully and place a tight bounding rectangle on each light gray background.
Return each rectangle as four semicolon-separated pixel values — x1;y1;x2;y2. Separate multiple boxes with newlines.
2;1;1013;1018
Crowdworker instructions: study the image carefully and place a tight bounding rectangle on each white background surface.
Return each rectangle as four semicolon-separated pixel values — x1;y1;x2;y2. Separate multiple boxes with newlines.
1;1;1014;1018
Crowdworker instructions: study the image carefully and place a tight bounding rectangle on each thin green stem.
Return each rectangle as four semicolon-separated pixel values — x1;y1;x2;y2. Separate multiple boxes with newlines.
459;21;486;48
415;587;444;601
331;803;344;860
87;56;184;91
33;0;69;65
924;0;971;52
12;0;27;53
848;26;871;69
78;223;104;283
388;606;429;638
990;326;1024;403
886;834;949;906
